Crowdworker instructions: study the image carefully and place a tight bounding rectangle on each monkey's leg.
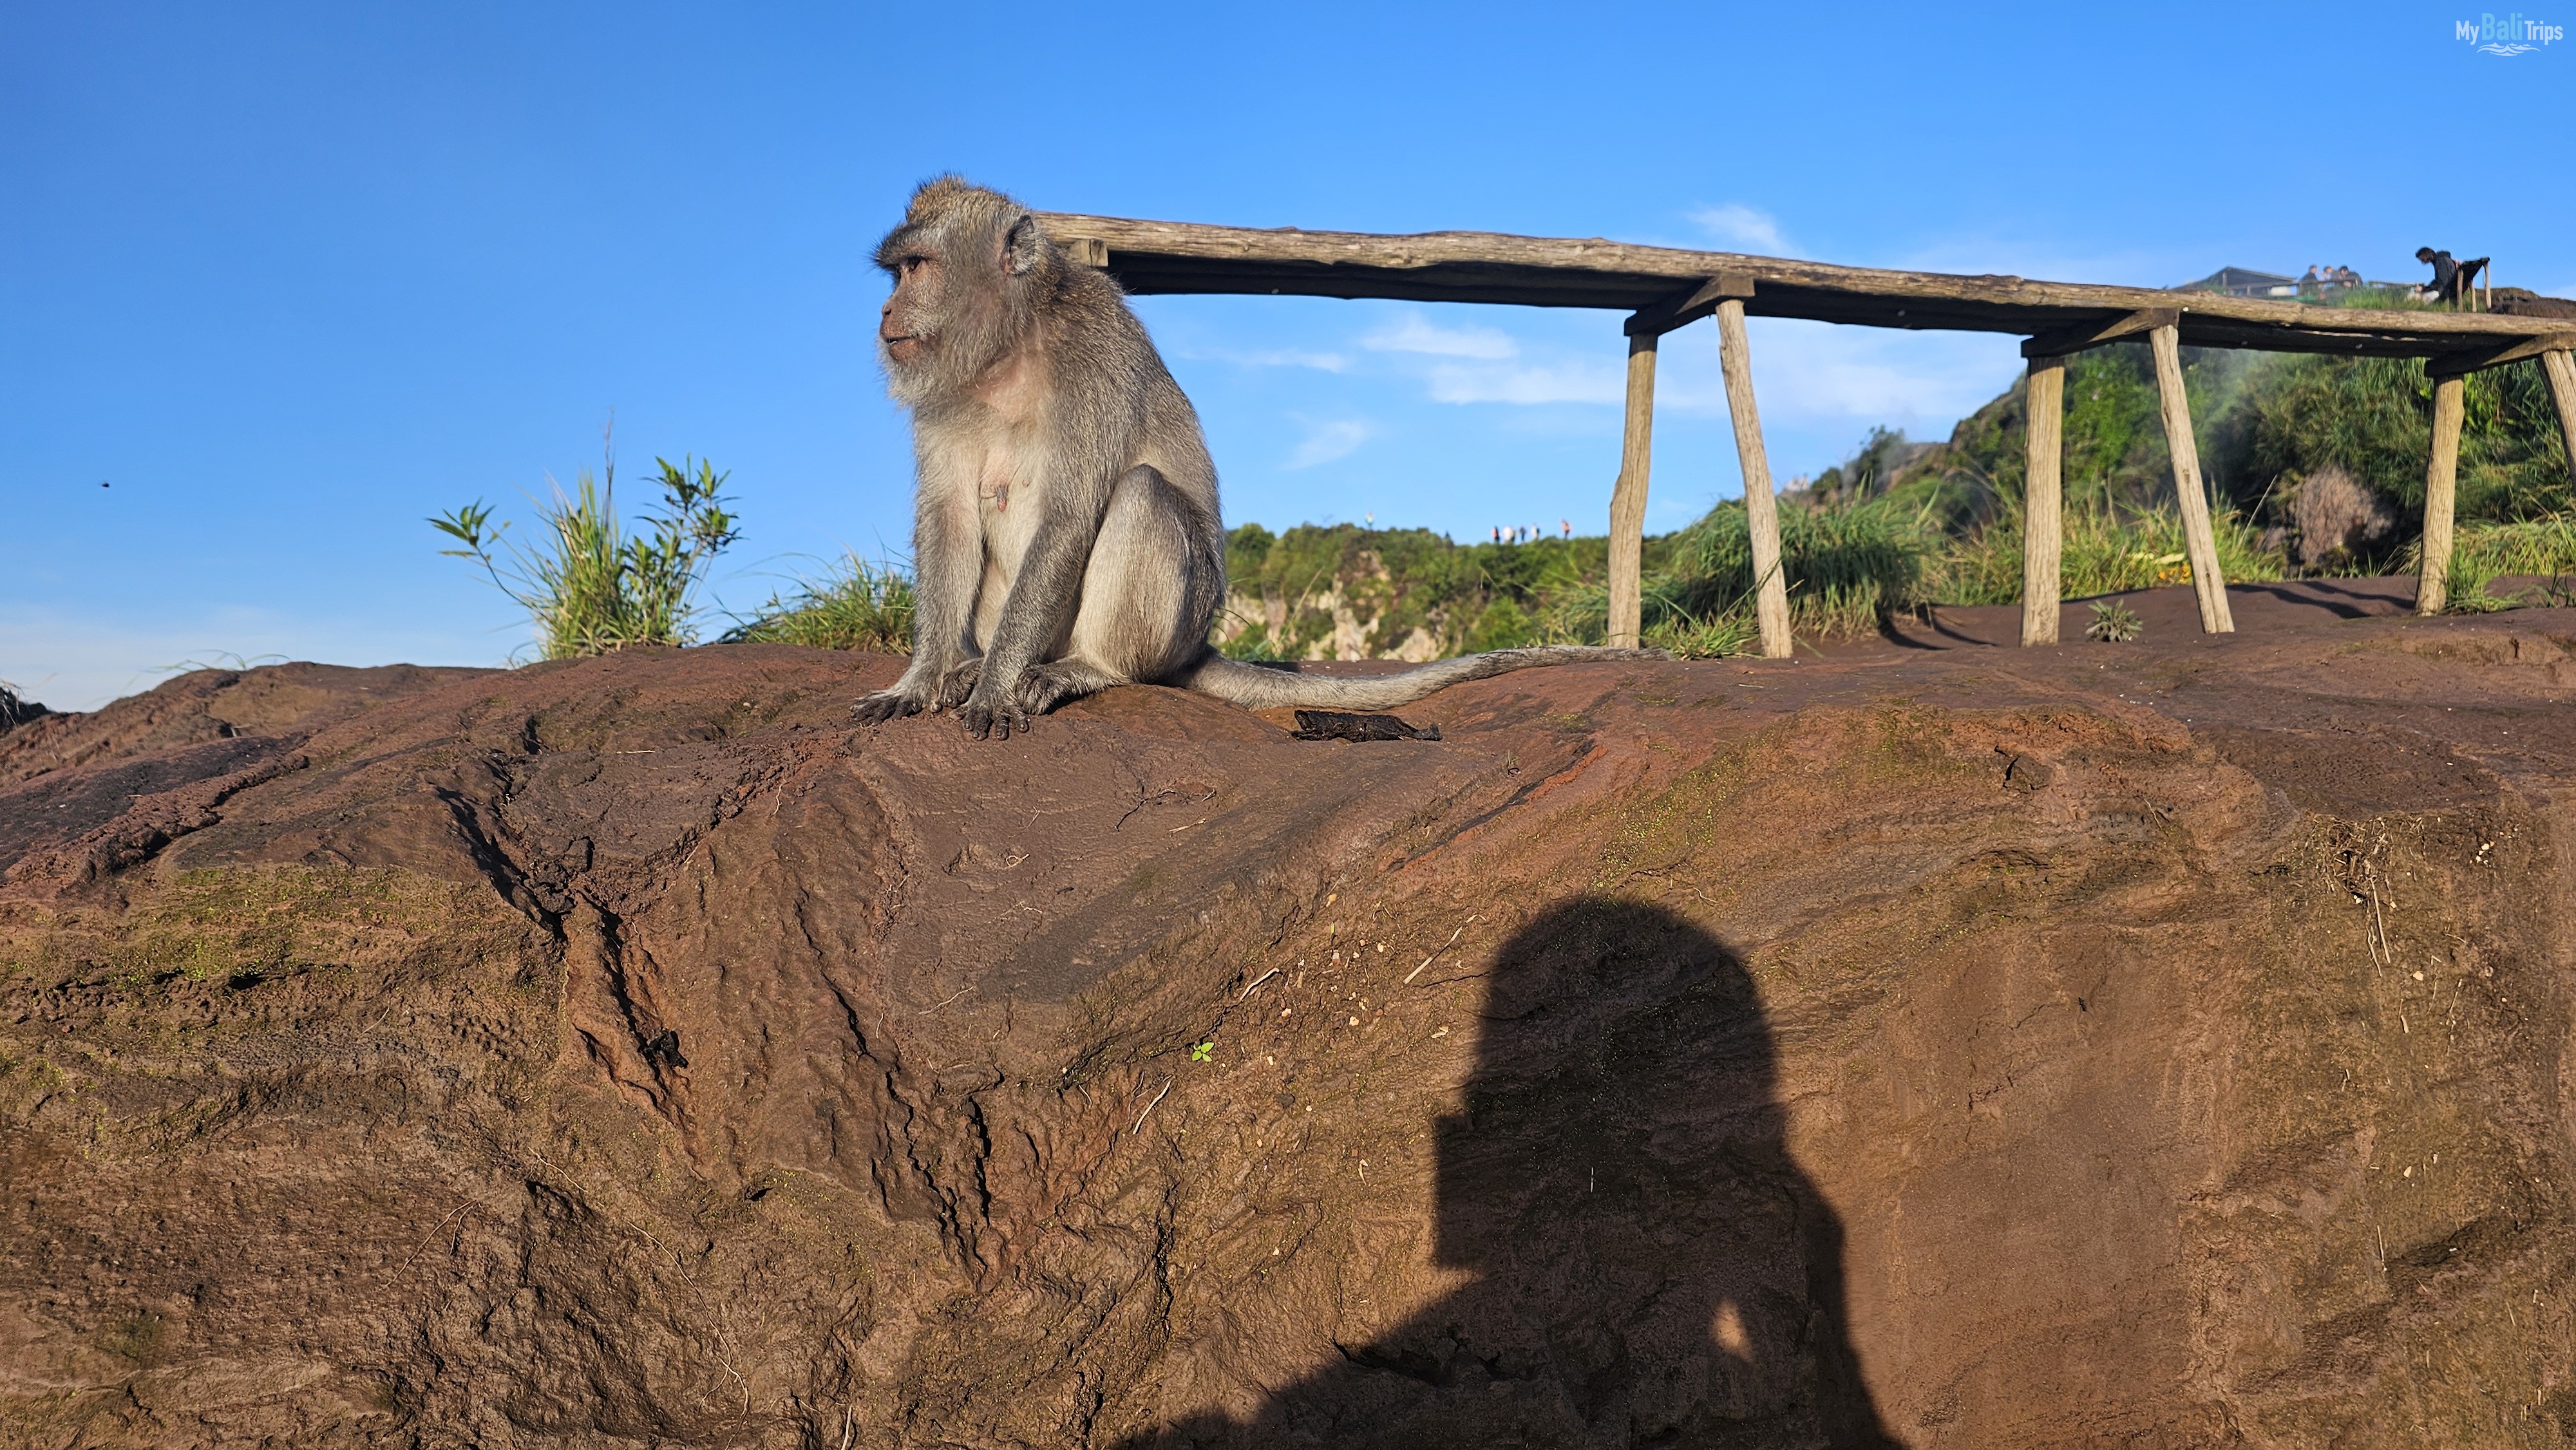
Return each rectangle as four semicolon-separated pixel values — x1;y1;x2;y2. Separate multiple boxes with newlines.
1011;466;1209;717
855;462;983;724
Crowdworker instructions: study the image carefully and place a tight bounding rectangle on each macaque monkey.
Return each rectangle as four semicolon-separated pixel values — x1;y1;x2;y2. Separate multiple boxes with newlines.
854;178;1662;739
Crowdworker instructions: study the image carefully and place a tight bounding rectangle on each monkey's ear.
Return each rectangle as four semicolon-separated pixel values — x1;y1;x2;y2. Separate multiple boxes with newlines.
1000;214;1043;277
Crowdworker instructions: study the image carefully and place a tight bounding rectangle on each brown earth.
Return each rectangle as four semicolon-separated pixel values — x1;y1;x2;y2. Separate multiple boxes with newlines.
3;581;2575;1448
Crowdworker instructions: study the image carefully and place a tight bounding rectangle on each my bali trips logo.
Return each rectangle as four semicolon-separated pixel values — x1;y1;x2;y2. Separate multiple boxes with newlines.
2459;12;2563;52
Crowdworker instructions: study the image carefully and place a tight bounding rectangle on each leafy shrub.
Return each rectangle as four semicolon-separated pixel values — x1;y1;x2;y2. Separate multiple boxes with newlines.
434;443;739;660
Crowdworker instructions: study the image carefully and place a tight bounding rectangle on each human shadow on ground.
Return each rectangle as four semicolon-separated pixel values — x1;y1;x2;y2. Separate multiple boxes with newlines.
1124;899;1899;1449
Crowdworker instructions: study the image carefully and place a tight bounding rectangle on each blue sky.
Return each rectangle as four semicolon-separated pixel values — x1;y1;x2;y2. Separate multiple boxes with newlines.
6;2;2568;708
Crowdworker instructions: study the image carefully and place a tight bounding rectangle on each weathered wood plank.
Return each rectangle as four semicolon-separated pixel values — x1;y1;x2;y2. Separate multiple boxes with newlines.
1040;212;2573;358
2021;357;2066;646
1624;274;1756;337
1716;300;1793;659
2426;330;2576;378
2149;324;2235;634
2544;350;2576;493
2418;375;2466;615
2020;308;2179;360
1608;333;1656;649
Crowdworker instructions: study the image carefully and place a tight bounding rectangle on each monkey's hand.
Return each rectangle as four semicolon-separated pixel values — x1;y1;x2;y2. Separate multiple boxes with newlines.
957;683;1032;741
933;659;983;711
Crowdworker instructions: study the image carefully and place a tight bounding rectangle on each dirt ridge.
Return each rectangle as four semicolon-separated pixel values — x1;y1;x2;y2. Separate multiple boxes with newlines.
3;599;2575;1447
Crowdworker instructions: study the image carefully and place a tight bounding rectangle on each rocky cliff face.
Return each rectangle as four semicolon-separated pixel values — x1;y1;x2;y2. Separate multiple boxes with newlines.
5;597;2575;1447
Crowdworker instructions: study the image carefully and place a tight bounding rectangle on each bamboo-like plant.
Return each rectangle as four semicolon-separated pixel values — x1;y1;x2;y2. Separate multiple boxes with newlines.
433;435;739;660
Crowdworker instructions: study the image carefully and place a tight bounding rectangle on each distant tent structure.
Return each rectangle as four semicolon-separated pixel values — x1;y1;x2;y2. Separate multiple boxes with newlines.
2177;267;2304;299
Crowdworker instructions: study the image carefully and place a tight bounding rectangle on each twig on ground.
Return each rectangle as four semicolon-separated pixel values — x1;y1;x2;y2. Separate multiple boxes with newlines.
1238;967;1280;1003
402;1197;488;1267
1406;926;1467;984
1132;1078;1173;1136
918;985;976;1015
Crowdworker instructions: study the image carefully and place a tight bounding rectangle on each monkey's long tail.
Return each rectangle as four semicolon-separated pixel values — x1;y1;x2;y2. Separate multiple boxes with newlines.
1173;645;1671;712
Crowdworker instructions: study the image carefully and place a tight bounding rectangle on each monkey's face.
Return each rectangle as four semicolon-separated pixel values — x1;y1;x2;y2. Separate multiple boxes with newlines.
873;179;1048;402
879;253;942;367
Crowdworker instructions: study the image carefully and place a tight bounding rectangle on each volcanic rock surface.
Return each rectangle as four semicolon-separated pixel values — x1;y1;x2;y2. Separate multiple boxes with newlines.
4;585;2576;1448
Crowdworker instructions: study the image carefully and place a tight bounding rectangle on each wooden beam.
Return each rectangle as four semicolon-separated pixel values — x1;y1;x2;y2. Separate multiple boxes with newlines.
1715;299;1793;659
2148;324;2235;634
1607;332;1656;649
1062;236;1110;268
2427;330;2576;378
1038;211;2574;359
2543;349;2576;493
2020;308;2180;360
2417;375;2466;614
1625;274;1755;337
2020;357;2066;646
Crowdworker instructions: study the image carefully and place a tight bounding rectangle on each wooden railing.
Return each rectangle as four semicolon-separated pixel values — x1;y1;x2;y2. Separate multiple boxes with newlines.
1041;213;2576;649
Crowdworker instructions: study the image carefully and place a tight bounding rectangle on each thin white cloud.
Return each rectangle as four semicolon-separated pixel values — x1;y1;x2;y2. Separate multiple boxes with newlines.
1283;417;1378;470
1888;234;2206;291
1654;318;2022;426
1362;313;1519;359
1688;203;1792;255
1183;345;1351;372
1423;357;1624;407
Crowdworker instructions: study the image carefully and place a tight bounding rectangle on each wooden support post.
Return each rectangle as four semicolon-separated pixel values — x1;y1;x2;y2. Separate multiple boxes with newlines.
2020;355;2066;646
2416;374;2466;615
2147;324;2235;634
1607;332;1656;648
1715;299;1793;658
2543;349;2576;493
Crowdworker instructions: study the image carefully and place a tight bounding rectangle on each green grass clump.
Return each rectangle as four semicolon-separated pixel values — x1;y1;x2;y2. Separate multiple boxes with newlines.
2085;599;2144;642
433;439;739;660
723;556;917;652
2398;515;2576;580
1935;499;2286;605
2393;516;2576;612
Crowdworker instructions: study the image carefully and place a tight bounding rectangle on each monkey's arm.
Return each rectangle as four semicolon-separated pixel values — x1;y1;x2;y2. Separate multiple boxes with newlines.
954;478;1105;740
853;455;982;723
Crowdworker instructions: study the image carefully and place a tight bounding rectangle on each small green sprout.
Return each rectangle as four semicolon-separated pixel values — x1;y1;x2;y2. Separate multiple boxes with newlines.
1189;1041;1213;1062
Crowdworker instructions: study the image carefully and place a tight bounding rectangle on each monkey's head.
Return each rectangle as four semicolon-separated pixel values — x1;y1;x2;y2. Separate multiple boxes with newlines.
873;176;1060;403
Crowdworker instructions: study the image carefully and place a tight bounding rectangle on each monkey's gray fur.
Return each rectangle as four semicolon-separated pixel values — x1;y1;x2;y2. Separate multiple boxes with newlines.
853;176;1667;739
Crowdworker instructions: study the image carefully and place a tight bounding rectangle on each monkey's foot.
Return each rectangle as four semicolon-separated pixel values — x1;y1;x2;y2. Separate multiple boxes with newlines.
957;686;1032;741
1012;659;1124;716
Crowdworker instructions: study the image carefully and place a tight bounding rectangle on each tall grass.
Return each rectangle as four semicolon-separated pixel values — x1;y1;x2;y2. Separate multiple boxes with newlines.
721;556;916;652
433;442;739;660
1935;500;2287;605
2395;515;2576;610
1537;493;1937;654
0;682;46;730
